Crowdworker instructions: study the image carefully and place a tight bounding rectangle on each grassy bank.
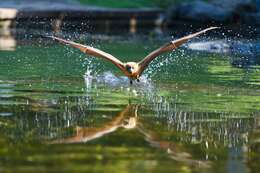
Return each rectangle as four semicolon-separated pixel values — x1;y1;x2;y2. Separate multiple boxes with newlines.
78;0;180;8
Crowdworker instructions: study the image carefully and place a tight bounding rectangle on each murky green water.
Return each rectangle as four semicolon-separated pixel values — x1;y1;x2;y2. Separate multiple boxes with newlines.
0;33;259;173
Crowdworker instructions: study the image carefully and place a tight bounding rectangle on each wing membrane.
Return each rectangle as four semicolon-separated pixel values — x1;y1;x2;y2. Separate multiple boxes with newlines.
138;27;219;75
48;36;125;71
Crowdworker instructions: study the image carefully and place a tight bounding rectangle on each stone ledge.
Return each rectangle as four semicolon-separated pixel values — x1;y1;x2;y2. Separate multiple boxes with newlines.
0;1;163;32
0;1;163;20
0;8;18;20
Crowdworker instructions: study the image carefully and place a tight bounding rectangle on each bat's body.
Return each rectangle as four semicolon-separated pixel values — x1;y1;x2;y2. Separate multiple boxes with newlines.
48;27;218;84
124;62;139;78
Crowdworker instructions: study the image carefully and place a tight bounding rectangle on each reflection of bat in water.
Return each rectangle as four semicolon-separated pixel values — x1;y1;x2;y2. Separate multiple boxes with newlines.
51;104;210;167
51;105;134;143
48;27;218;84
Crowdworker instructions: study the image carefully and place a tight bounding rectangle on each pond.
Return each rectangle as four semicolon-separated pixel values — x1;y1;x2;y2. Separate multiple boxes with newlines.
0;29;259;173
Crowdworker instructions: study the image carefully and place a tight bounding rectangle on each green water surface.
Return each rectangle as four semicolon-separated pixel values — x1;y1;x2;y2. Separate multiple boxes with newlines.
0;34;259;173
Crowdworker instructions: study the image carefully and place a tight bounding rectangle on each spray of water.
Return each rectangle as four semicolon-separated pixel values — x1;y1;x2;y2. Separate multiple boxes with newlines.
84;71;155;93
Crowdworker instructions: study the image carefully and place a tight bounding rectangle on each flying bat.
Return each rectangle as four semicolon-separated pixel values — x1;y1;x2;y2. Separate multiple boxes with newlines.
48;27;218;84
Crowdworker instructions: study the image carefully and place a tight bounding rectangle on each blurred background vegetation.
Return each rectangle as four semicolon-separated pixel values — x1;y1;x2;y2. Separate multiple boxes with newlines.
78;0;184;8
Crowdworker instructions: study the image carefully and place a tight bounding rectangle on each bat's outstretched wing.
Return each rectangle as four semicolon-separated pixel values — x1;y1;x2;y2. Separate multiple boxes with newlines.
48;36;125;72
138;27;219;75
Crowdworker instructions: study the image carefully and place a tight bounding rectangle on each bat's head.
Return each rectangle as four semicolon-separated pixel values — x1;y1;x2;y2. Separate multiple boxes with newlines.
125;64;134;73
125;62;138;74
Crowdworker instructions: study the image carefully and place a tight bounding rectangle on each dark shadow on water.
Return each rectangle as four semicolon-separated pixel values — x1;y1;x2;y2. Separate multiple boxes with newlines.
187;40;260;68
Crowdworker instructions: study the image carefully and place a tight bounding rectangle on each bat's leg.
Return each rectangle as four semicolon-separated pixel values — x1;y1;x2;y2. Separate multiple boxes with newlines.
136;75;140;82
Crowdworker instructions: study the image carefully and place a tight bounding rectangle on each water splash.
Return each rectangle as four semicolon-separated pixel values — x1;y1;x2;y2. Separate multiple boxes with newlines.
83;71;155;96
